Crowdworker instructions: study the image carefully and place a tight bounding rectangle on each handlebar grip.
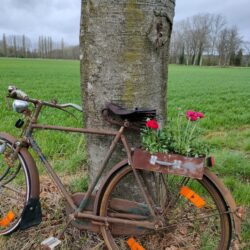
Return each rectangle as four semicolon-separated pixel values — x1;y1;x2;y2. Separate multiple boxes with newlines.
70;104;82;112
8;86;28;99
60;103;82;112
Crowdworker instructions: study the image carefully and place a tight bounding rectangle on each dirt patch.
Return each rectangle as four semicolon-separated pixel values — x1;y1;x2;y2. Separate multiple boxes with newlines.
0;176;104;250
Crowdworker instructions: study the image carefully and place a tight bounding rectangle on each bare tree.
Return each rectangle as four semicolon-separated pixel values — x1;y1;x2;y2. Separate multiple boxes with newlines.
234;48;243;66
22;35;26;57
38;36;49;58
61;38;64;58
217;28;229;66
13;35;17;57
185;17;199;65
38;36;42;57
44;36;48;57
170;13;245;66
182;20;194;65
243;41;250;66
171;14;212;66
0;33;81;60
2;33;8;56
196;14;212;65
217;26;242;66
48;37;53;58
227;26;242;65
170;21;186;64
6;35;14;56
208;14;226;64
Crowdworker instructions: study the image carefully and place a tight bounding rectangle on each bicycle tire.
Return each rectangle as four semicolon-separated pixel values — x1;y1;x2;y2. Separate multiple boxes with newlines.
99;166;232;250
0;136;31;235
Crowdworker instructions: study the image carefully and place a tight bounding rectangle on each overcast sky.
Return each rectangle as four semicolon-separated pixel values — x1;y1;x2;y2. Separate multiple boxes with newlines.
0;0;249;45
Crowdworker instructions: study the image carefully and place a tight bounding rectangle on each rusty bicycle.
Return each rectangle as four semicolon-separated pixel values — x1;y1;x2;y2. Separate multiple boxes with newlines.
0;86;241;249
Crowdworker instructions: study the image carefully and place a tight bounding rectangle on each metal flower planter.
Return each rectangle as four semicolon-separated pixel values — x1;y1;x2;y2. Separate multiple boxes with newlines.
132;148;206;179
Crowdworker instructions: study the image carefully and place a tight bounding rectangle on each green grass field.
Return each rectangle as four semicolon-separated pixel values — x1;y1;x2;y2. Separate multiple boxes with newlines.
0;58;249;245
168;65;250;203
0;58;86;174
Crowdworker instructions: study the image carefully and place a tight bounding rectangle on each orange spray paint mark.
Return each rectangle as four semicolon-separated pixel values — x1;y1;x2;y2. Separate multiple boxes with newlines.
127;237;145;250
180;186;206;208
0;211;15;227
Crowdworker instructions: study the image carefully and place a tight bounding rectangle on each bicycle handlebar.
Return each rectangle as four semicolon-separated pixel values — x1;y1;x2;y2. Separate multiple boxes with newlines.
7;85;82;112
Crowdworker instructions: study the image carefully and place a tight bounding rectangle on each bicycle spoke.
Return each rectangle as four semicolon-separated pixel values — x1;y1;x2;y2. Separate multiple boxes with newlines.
1;184;25;197
0;137;30;235
163;209;226;229
100;167;232;249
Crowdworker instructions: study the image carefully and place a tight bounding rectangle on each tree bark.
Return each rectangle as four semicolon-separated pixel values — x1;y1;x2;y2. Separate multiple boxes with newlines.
80;0;175;182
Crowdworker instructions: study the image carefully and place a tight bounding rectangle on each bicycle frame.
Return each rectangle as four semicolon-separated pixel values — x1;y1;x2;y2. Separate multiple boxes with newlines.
12;100;158;231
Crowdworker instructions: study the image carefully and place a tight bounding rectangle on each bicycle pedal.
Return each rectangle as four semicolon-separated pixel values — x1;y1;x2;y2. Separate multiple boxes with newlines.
41;237;61;250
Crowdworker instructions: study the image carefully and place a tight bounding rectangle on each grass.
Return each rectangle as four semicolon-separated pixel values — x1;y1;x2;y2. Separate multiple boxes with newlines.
0;58;249;247
168;65;250;246
0;58;86;175
168;65;250;205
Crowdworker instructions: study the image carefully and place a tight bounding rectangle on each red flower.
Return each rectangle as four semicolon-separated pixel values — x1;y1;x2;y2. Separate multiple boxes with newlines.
146;119;159;130
186;110;204;121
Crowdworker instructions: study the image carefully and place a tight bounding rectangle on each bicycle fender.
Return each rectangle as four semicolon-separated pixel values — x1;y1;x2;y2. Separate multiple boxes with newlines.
19;197;42;229
204;168;241;241
0;132;40;199
93;159;129;215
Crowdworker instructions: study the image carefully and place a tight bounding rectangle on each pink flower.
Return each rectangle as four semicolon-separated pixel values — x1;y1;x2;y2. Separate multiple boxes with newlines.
196;112;204;118
186;110;204;121
146;119;159;130
186;110;196;117
190;114;199;121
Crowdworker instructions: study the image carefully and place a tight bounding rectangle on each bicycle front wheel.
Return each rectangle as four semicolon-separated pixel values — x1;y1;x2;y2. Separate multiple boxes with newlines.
0;136;30;235
99;166;232;250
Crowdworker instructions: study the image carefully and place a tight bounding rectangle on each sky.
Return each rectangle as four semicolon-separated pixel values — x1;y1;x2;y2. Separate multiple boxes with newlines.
0;0;249;45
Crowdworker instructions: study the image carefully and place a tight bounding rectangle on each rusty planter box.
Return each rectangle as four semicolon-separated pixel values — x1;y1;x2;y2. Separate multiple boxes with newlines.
132;148;205;179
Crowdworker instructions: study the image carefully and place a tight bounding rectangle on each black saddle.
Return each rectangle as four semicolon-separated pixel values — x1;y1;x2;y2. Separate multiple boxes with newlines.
102;102;156;129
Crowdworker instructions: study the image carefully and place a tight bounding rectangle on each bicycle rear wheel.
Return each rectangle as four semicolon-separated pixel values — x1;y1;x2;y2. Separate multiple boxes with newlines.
99;166;232;250
0;136;30;235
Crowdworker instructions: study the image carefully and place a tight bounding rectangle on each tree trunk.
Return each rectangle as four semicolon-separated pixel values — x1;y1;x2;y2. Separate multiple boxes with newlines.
80;0;175;182
197;46;203;66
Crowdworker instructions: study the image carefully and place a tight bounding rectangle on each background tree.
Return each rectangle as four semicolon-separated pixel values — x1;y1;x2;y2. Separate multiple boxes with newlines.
207;14;226;65
234;49;243;66
61;38;64;58
193;14;212;66
217;26;242;66
13;35;17;57
80;0;175;181
227;26;242;66
243;41;250;66
170;13;244;67
38;36;44;58
217;28;228;66
0;11;247;64
2;33;7;57
22;34;26;57
170;21;186;64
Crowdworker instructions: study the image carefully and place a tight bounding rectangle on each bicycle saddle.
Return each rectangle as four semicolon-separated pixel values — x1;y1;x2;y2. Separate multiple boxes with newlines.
102;102;156;129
